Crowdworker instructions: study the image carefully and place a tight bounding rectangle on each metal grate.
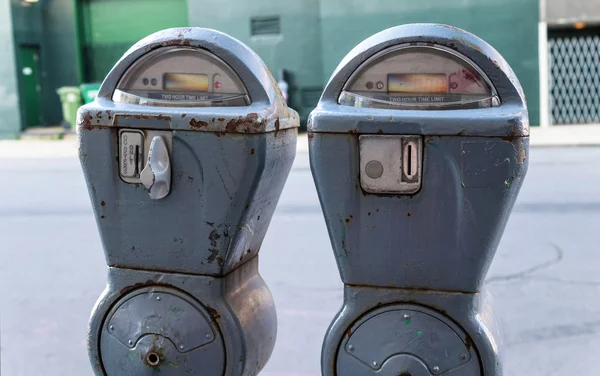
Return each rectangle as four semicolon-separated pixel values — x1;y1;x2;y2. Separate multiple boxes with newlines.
548;28;600;125
250;16;281;36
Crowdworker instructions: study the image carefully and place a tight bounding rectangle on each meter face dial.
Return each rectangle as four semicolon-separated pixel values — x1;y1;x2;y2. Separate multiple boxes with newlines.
113;47;250;107
339;45;499;109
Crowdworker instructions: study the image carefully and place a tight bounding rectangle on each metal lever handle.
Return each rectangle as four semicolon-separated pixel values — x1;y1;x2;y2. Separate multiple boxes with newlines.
140;136;171;200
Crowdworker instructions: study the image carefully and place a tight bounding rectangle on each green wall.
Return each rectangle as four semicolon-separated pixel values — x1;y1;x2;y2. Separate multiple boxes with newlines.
10;0;78;127
7;0;541;132
42;0;80;125
187;0;323;124
80;0;189;82
0;0;20;138
319;0;540;125
11;0;44;128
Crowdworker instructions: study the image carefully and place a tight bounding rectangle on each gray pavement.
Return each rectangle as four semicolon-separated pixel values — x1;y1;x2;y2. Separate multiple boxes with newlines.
1;146;600;375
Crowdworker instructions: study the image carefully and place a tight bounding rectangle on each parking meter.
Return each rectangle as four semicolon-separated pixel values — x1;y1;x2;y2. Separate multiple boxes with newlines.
77;28;299;376
309;24;528;376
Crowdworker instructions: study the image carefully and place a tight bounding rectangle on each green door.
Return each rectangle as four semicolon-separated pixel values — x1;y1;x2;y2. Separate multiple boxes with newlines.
18;46;43;128
80;0;189;82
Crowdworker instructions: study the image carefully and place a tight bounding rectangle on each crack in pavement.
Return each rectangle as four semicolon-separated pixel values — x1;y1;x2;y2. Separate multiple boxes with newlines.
486;243;564;284
524;276;600;286
487;242;600;286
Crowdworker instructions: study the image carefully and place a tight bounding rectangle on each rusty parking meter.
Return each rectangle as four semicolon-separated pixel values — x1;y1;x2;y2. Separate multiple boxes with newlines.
77;28;299;376
309;24;529;376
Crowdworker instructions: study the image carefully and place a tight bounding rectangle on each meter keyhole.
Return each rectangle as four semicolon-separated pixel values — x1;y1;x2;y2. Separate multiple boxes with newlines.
146;352;160;367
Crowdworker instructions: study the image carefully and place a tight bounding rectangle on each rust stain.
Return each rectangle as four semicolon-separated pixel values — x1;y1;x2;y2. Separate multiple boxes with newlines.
143;345;165;368
100;215;105;219
308;132;315;140
208;229;221;247
95;111;102;119
80;113;94;129
250;148;255;155
465;336;474;350
189;118;208;129
218;117;225;122
345;323;354;338
345;215;353;223
225;113;265;133
181;113;186;118
501;118;523;141
517;148;527;164
119;280;156;295
274;118;280;134
451;36;484;54
348;129;357;134
100;201;106;207
206;305;221;320
164;39;182;46
441;24;462;32
377;129;384;134
501;129;517;142
115;114;171;122
407;212;411;217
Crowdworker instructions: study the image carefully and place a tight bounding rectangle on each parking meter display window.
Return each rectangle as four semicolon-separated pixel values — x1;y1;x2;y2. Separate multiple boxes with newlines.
113;47;250;107
338;45;500;110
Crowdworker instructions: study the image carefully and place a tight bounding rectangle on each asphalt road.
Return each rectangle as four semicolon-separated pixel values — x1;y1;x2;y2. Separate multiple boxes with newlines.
1;144;600;375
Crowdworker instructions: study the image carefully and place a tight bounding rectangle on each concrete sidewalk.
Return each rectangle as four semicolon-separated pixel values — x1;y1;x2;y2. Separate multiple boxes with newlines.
2;125;600;159
529;124;600;146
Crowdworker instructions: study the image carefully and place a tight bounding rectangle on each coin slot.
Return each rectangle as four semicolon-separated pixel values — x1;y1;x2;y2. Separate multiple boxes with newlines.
134;145;140;176
403;140;418;181
406;144;413;177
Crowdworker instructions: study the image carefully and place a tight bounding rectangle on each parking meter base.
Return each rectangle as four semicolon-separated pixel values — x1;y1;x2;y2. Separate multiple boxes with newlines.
88;256;276;376
322;286;502;376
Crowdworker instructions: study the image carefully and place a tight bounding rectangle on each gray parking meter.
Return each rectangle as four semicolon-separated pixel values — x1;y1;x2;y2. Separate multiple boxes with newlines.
309;24;529;376
77;27;299;376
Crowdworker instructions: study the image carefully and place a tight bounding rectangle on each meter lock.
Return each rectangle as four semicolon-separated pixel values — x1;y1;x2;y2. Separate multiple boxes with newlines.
118;129;172;200
359;135;422;194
